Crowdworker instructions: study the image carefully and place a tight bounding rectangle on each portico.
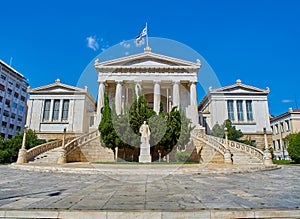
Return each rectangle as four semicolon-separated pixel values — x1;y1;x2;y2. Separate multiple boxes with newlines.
94;47;201;125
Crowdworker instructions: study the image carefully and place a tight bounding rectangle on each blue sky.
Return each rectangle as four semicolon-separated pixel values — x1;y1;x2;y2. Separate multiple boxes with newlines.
1;0;299;116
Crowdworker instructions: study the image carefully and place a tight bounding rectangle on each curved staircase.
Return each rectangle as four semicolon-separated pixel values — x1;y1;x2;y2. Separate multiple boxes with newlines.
23;128;264;166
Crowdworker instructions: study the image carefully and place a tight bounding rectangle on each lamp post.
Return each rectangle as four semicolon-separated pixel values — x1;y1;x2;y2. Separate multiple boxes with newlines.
263;127;273;166
224;127;232;164
16;126;28;164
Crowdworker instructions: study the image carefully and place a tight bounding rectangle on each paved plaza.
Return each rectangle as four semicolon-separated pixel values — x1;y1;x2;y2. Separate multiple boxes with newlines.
0;164;300;218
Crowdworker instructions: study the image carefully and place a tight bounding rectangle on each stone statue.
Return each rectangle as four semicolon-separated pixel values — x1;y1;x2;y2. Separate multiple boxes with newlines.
139;121;151;163
139;121;150;143
135;83;142;100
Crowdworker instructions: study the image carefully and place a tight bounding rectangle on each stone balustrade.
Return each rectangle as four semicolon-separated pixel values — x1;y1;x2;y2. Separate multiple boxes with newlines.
26;137;75;162
64;130;100;154
228;139;264;161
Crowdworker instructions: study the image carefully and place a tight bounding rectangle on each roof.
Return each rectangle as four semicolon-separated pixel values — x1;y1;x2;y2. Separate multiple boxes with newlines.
28;79;96;102
270;108;300;123
0;60;28;85
198;79;270;110
94;47;201;71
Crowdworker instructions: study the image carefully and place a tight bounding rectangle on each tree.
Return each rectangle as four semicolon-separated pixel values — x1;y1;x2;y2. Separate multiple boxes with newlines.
286;132;300;163
212;123;225;138
212;119;244;142
0;129;46;163
98;92;120;152
223;119;243;141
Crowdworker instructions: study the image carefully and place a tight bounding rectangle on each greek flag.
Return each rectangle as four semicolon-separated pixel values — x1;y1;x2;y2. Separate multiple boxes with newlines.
136;25;147;44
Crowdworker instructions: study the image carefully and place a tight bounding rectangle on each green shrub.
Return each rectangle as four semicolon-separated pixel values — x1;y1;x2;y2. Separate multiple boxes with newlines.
0;150;11;163
175;151;190;162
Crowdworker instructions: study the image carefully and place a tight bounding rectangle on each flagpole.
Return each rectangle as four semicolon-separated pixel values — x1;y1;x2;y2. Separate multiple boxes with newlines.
146;22;149;48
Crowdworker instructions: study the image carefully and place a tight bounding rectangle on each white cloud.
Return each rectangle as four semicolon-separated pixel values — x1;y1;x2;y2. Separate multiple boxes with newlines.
120;41;131;49
86;36;99;51
125;52;130;56
282;99;294;103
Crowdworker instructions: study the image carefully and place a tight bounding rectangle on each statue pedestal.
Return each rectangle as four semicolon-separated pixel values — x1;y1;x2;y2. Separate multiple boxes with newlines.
139;143;151;163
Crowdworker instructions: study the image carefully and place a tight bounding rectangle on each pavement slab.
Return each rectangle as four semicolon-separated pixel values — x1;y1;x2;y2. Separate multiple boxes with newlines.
0;164;300;218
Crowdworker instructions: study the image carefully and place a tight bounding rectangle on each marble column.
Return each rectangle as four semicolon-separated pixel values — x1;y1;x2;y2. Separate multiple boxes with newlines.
97;81;105;123
172;81;180;108
115;81;122;115
153;81;161;114
190;82;197;106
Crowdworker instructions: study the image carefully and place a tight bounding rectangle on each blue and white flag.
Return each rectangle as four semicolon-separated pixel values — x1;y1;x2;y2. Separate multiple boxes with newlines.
136;25;147;44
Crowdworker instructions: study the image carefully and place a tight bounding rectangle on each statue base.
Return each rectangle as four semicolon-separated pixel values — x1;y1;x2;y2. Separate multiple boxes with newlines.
139;143;151;163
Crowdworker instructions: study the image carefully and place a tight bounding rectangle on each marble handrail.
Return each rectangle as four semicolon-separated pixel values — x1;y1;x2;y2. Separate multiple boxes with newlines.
64;130;100;154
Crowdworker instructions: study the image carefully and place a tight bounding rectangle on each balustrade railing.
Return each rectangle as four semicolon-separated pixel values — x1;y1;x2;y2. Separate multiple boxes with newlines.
26;137;75;161
228;139;264;160
64;130;100;154
191;131;264;161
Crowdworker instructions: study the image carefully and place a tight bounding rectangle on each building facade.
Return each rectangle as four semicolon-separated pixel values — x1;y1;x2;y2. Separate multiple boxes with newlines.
198;79;271;150
0;60;29;139
94;47;200;126
270;108;300;160
26;79;96;140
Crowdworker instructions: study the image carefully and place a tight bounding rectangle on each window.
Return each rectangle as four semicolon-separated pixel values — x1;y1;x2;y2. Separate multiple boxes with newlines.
17;116;22;122
16;126;21;132
5;99;10;107
280;122;284;133
16;83;20;88
8;81;13;86
90;116;94;127
61;100;69;121
7;88;12;95
1;75;6;80
286;120;290;131
3;110;9;117
227;100;235;120
43;100;51;121
9;124;14;129
12;102;17;108
21;88;26;92
237;100;244;121
0;84;5;91
11;113;16;119
20;96;25;102
14;92;19;98
275;124;279;134
2;121;7;127
271;126;274;135
0;96;2;102
273;141;276;150
19;106;24;112
52;100;60;121
277;139;281;150
246;100;253;121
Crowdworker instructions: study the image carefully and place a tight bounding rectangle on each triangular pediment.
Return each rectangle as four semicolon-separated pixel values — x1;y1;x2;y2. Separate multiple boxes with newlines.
212;82;269;94
95;51;200;69
29;80;86;94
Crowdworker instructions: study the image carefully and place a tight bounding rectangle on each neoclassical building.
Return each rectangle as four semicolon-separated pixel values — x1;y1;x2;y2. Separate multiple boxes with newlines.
198;79;272;150
26;79;96;139
270;107;300;160
94;47;200;125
